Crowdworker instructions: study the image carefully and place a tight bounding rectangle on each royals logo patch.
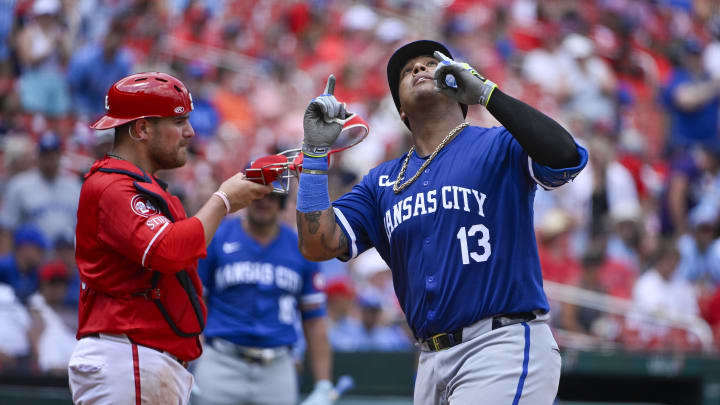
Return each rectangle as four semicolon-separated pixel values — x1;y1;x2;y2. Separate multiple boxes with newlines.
130;194;159;217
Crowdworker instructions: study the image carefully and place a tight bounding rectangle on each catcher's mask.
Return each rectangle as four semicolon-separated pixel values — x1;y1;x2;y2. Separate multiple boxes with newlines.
245;113;369;194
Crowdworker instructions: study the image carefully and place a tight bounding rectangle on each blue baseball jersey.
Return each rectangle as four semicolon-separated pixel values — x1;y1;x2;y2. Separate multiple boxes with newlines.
333;125;587;340
198;219;325;348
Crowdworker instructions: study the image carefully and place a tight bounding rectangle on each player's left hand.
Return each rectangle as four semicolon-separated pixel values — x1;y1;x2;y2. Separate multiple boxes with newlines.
433;51;497;107
299;380;334;405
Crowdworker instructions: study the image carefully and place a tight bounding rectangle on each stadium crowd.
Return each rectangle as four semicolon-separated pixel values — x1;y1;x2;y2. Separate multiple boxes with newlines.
2;0;720;375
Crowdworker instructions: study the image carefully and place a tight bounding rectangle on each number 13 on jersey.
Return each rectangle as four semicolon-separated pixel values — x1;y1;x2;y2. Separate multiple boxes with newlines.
456;224;491;265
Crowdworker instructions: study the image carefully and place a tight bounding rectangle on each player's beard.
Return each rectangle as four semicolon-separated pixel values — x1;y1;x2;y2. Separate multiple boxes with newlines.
247;209;278;230
148;138;188;170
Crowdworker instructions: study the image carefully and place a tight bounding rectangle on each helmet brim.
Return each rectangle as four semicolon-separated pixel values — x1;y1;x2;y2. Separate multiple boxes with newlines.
90;113;165;130
90;115;136;130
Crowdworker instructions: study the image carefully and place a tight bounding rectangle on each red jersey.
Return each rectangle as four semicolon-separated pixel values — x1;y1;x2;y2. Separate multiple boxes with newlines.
75;157;208;361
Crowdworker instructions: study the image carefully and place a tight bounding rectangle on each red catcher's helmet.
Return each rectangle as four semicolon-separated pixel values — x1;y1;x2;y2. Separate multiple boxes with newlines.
90;72;194;130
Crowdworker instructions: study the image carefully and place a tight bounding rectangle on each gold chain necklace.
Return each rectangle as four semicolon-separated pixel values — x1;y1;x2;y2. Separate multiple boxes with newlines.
393;122;469;194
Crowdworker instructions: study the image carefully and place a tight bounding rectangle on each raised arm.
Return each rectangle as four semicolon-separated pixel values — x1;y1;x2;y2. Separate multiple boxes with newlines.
433;51;580;168
296;75;350;261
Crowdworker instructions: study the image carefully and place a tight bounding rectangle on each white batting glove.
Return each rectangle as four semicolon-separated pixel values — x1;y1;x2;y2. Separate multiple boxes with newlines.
433;51;497;107
299;380;334;405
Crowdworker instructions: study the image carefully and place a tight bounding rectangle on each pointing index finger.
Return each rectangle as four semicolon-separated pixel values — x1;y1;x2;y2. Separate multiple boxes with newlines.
324;74;336;95
433;51;452;62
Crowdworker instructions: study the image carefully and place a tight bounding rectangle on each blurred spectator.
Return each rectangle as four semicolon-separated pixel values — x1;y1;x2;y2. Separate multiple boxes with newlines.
560;33;618;129
587;136;640;236
537;209;584;332
699;272;720;347
662;39;720;152
329;288;411;352
51;234;79;307
27;260;76;374
351;248;402;324
0;283;32;372
0;132;81;242
326;278;360;351
353;290;411;352
606;202;645;273
15;0;71;117
521;23;569;97
0;0;16;68
0;225;46;302
585;240;637;300
626;239;700;347
660;146;720;235
674;202;720;290
538;209;581;286
67;21;133;120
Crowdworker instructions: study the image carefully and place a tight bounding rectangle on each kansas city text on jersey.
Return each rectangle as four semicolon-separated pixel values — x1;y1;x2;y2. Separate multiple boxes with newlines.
384;185;487;240
214;261;301;292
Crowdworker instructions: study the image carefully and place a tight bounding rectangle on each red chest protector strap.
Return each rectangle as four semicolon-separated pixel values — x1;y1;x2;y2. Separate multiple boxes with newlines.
98;167;205;338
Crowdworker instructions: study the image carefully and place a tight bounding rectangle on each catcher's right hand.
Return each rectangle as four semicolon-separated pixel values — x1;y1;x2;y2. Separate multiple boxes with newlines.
302;75;348;158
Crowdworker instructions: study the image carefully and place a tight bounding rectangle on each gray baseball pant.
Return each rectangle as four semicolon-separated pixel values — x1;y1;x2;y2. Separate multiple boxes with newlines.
414;316;561;405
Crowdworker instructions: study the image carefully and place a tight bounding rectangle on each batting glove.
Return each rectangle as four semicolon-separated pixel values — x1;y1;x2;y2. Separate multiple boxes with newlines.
433;51;497;107
299;380;334;405
303;75;348;158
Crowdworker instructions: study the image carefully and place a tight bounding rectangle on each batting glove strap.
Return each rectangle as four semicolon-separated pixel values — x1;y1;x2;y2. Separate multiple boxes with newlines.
302;144;331;159
478;79;497;107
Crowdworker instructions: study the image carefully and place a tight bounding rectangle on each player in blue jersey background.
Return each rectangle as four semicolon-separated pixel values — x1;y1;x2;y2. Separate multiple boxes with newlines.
191;192;334;405
295;40;588;405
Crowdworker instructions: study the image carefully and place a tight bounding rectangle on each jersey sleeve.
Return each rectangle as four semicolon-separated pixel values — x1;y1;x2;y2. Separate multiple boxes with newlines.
527;142;588;190
331;172;380;261
96;181;207;273
498;127;588;190
298;259;326;320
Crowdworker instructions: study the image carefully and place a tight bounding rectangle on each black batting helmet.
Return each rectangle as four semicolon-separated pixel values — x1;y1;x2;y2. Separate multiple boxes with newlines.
386;40;468;129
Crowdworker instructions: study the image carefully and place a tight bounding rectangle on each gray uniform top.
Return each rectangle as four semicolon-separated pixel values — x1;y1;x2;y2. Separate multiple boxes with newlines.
0;169;81;242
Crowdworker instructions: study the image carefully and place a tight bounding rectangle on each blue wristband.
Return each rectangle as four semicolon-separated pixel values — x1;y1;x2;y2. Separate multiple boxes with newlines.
302;155;329;171
297;156;330;212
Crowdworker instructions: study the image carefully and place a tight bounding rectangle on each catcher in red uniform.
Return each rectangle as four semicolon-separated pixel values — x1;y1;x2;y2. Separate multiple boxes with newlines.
68;72;272;405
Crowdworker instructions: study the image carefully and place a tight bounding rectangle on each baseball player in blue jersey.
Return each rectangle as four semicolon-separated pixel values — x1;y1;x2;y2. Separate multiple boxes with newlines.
192;193;333;405
295;40;588;404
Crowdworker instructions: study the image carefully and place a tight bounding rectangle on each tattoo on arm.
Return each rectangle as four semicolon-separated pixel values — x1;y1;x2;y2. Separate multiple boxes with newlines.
297;209;349;257
303;211;322;234
320;228;348;255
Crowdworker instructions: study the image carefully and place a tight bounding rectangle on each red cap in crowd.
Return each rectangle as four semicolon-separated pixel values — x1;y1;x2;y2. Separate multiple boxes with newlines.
325;278;355;299
39;261;69;283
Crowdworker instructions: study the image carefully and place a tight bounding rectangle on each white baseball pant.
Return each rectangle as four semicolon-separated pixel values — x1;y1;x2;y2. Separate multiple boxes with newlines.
68;333;193;404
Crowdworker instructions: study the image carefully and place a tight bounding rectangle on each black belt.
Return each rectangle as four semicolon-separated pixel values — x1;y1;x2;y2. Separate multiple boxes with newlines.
81;333;189;368
206;338;287;365
425;312;537;352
